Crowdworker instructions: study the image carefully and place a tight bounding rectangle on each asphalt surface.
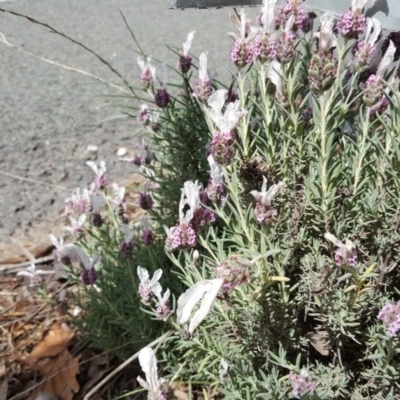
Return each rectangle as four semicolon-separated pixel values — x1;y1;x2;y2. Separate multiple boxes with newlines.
0;0;258;241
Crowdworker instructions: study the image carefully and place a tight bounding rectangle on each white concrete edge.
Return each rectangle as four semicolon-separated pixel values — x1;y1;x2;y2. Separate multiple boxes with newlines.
170;0;400;31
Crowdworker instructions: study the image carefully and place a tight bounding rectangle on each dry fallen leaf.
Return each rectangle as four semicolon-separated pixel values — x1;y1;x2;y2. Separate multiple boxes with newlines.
21;322;81;400
27;348;81;400
28;322;74;360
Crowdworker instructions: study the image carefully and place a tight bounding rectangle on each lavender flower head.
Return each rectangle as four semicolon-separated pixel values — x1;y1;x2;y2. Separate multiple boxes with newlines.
152;285;173;321
49;234;72;264
120;224;134;258
108;183;127;219
137;104;150;125
250;176;285;225
336;0;372;39
364;41;396;108
308;13;338;92
137;266;162;306
89;193;104;227
289;369;317;397
137;56;156;88
205;155;226;204
154;64;170;108
193;52;213;103
276;0;307;30
314;13;338;54
228;9;258;68
139;182;153;210
17;263;55;286
164;180;202;251
192;207;217;231
142;217;155;245
137;347;168;400
62;187;92;218
214;255;252;293
154;89;170;108
132;155;142;166
147;109;161;131
177;31;195;74
208;89;247;165
253;0;277;63
180;181;202;219
352;17;381;73
64;214;87;238
276;15;296;64
87;161;108;191
378;301;400;337
73;247;101;285
324;232;357;267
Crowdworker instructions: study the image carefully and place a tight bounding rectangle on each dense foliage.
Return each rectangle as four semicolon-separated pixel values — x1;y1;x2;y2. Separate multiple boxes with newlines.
55;1;400;398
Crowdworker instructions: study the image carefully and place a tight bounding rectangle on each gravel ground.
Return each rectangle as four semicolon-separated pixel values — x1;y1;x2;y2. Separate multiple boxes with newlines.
0;0;258;250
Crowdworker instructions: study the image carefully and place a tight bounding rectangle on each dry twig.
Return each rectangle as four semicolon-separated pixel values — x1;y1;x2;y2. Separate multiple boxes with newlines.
0;32;132;95
0;256;55;274
0;8;135;96
0;169;69;192
83;330;173;400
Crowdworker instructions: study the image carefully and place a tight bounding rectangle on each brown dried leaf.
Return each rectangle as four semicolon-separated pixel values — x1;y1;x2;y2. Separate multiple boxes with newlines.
20;323;80;400
27;348;81;400
28;322;74;360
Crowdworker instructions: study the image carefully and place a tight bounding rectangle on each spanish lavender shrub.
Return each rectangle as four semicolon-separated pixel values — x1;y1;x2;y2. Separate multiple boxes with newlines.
133;2;400;399
53;1;400;397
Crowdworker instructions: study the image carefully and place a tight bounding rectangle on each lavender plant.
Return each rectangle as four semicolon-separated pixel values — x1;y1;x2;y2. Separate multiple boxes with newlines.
133;2;400;399
52;1;400;398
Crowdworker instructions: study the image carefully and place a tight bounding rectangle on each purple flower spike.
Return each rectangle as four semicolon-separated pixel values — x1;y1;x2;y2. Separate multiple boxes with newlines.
120;240;134;258
193;52;213;103
139;192;153;210
137;266;162;306
143;229;155;245
137;57;156;88
132;155;142;166
253;34;277;63
337;11;366;39
192;208;216;231
254;203;277;225
214;255;252;293
137;104;149;125
74;249;101;285
91;213;103;228
177;31;195;74
143;152;154;165
177;54;192;74
325;232;357;267
289;369;317;397
171;224;197;249
211;130;237;165
154;89;170;108
230;40;254;68
86;161;108;191
378;301;400;337
80;268;98;285
250;177;285;226
228;9;258;68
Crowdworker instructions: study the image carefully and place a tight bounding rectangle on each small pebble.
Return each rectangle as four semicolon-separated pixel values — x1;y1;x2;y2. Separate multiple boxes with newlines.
117;147;127;156
87;145;98;153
